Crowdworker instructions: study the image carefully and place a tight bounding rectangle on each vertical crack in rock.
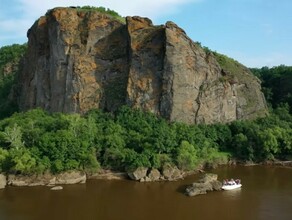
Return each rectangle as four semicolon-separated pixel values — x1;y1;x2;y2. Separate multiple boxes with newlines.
126;16;165;115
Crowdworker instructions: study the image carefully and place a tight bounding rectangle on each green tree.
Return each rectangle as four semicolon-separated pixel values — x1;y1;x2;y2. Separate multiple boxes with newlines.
258;128;279;160
0;148;9;172
176;141;199;171
8;147;36;174
1;124;24;149
232;133;254;161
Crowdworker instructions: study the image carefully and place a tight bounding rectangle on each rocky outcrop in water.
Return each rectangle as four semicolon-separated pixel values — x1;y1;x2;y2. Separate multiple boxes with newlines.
185;173;222;196
18;7;267;124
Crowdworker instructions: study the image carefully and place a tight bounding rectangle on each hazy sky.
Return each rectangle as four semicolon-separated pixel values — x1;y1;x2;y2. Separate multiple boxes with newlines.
0;0;291;68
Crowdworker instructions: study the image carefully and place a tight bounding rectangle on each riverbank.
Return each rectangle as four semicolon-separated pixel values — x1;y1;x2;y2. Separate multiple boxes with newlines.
0;164;198;189
260;160;292;167
1;160;291;189
0;171;86;189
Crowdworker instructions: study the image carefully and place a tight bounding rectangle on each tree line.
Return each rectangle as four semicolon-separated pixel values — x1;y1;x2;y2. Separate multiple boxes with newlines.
0;105;291;175
0;44;27;119
251;65;292;111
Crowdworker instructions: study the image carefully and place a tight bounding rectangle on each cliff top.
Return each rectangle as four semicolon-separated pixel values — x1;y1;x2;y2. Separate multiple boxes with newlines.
46;6;125;23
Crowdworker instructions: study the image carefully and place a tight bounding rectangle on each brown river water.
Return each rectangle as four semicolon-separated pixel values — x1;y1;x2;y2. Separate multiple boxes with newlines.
0;165;291;220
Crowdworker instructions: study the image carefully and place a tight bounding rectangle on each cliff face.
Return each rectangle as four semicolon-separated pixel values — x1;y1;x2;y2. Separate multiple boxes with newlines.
18;7;267;124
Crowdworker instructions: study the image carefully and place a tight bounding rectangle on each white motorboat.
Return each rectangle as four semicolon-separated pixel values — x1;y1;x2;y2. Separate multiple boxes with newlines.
222;179;242;190
221;183;242;190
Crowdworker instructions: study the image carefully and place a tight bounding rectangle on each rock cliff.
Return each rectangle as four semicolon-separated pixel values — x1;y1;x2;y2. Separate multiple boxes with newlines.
18;7;267;124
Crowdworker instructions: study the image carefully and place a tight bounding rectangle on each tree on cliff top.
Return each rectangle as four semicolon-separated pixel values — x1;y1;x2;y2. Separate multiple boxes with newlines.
77;6;125;23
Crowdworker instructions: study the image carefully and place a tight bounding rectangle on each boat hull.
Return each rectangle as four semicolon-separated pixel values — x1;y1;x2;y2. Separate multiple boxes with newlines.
222;184;242;190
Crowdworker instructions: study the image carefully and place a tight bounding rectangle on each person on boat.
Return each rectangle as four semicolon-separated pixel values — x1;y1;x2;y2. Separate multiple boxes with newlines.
230;179;236;185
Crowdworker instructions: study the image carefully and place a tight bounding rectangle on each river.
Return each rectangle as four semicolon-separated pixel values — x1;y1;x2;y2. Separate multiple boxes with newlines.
0;165;291;220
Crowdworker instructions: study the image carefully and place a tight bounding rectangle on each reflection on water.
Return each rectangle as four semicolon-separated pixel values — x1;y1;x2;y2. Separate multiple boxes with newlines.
222;187;242;200
0;165;292;220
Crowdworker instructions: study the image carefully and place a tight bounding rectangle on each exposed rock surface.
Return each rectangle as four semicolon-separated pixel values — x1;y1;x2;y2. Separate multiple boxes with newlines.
128;167;148;181
148;168;161;181
7;171;86;186
18;7;267;124
7;174;55;186
88;170;128;180
0;174;6;189
185;173;222;196
55;171;86;184
128;166;183;182
162;164;183;181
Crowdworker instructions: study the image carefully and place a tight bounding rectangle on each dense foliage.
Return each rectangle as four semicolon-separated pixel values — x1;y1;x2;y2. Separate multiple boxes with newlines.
0;105;291;175
77;6;125;23
0;44;27;119
0;107;231;174
0;44;27;68
250;65;292;111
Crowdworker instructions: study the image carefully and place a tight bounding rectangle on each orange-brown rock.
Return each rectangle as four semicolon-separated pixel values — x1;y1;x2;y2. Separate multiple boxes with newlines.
18;7;267;124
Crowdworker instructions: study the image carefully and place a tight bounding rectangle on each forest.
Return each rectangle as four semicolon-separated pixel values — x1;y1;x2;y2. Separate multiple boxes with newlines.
0;42;291;175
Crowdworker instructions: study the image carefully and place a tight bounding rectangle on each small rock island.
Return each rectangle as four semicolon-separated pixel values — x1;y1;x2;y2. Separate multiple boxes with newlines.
185;173;222;196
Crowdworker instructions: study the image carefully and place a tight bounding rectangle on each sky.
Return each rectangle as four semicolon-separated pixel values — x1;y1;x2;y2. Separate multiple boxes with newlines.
0;0;291;68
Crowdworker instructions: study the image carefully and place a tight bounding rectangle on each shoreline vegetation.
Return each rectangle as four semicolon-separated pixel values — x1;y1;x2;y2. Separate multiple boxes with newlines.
0;105;291;189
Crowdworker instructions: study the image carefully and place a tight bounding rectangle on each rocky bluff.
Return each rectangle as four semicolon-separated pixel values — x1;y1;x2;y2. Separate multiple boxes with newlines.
18;7;267;124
